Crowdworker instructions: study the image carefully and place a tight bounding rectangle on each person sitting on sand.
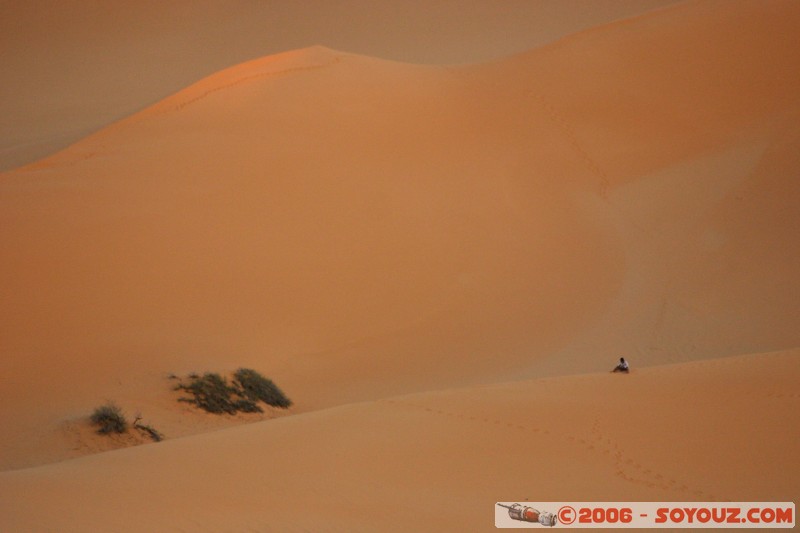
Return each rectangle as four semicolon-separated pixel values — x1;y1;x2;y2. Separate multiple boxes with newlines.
612;357;629;373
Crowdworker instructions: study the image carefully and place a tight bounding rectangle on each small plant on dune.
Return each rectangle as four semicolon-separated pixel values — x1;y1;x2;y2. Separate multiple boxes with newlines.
90;402;128;434
133;414;164;442
176;369;292;414
176;372;260;414
233;368;293;409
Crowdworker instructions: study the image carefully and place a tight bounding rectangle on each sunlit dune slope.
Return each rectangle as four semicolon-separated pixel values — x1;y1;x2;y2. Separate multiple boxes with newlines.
1;0;799;473
1;350;797;532
0;0;678;171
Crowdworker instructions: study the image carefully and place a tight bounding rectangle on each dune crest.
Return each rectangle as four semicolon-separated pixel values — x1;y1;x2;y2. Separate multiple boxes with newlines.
142;46;348;118
1;1;681;171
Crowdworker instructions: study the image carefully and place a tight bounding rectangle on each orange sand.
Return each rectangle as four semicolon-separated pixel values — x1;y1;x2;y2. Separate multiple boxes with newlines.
0;0;676;171
1;0;798;531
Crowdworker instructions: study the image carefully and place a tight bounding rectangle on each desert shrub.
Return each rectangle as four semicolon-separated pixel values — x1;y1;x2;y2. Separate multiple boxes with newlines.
176;369;291;414
177;372;260;414
233;368;293;409
90;402;128;434
133;415;164;442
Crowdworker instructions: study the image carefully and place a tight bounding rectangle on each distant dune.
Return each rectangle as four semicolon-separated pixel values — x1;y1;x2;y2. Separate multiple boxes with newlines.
0;0;677;171
1;0;799;531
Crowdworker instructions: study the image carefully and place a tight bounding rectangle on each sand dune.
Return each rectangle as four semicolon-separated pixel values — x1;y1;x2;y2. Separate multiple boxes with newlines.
462;0;800;373
1;350;797;532
0;0;677;171
1;44;625;469
1;0;799;530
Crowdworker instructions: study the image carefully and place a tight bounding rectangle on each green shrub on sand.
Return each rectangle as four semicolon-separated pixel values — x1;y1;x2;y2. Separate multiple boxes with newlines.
90;402;128;434
177;369;291;414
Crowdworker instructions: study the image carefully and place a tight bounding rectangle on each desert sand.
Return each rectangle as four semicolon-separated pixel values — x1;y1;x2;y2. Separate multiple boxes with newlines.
0;0;676;172
1;0;799;531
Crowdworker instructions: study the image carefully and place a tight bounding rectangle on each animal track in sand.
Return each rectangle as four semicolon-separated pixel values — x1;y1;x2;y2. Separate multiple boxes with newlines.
587;418;727;498
386;399;727;501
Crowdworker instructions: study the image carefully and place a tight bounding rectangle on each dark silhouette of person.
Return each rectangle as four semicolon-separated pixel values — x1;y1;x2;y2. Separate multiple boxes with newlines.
612;357;629;373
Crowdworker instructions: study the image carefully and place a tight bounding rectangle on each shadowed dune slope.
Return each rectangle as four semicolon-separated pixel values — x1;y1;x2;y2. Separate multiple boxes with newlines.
458;0;800;374
0;350;798;532
0;0;799;481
